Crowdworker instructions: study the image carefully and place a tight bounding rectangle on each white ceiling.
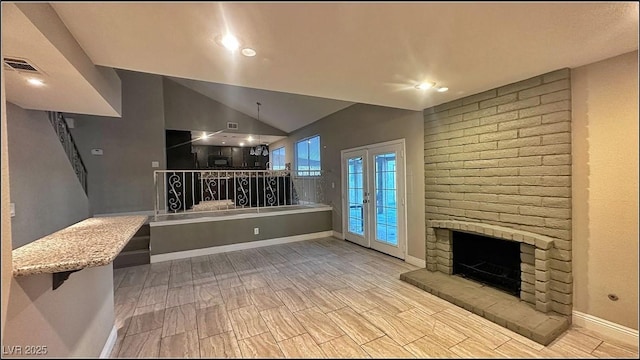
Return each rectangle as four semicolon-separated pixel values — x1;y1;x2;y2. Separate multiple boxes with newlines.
4;3;638;133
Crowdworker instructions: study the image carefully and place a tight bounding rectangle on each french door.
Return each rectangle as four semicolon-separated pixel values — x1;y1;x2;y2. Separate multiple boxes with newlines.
342;140;406;259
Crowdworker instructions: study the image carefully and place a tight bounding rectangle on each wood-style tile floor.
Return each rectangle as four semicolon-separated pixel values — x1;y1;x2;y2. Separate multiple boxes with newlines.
110;237;639;358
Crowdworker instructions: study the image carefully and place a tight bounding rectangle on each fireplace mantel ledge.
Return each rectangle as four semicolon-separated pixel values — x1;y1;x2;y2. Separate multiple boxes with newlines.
427;220;554;250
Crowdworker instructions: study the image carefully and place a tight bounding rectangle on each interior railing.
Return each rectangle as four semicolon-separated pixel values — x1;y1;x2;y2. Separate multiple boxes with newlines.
48;112;88;194
153;170;325;219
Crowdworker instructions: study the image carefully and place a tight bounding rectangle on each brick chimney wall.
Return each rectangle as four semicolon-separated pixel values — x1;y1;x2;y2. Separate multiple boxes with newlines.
423;68;572;315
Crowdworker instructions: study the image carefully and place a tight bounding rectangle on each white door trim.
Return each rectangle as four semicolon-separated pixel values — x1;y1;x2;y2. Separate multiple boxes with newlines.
341;148;369;247
339;138;407;153
340;138;407;259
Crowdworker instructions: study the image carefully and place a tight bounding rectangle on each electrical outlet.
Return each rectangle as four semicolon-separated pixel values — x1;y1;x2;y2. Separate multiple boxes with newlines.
151;161;159;168
254;227;259;235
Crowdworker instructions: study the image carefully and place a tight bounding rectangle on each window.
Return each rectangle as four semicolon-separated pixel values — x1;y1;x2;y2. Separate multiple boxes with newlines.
271;147;285;170
296;135;321;176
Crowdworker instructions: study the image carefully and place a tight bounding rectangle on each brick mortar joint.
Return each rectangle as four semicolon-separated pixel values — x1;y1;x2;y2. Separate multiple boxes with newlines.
427;220;557;250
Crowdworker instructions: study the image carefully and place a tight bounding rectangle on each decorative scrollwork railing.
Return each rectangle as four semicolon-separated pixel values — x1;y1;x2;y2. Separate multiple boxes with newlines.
153;170;325;219
48;112;88;194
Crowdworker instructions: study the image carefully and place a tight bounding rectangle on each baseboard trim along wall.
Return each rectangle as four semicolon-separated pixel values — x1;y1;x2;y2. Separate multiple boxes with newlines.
405;254;426;268
572;310;639;346
99;325;118;358
332;231;344;240
150;230;334;263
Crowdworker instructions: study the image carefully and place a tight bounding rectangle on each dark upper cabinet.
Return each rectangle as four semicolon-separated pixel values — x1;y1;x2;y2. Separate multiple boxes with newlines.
231;147;244;167
167;130;269;170
166;130;195;170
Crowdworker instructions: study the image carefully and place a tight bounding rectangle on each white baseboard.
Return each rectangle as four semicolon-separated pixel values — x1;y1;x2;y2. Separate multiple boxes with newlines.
572;310;639;346
405;254;426;268
332;231;344;240
99;325;118;358
150;230;334;263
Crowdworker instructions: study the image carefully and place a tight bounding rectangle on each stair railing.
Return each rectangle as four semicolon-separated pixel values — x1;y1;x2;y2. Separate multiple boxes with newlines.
48;112;88;194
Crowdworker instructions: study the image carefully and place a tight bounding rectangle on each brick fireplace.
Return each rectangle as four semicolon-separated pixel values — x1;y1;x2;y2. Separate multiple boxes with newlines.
427;220;556;312
402;68;572;344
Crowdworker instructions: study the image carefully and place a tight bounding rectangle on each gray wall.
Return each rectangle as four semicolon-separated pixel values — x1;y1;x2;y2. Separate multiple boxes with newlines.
423;69;572;315
151;210;332;255
2;65;12;339
70;70;166;215
3;101;114;357
270;104;425;260
7;102;90;249
2;265;115;357
163;78;286;136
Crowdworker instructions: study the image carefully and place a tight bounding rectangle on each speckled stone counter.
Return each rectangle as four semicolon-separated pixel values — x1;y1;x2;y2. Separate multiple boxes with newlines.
12;215;147;277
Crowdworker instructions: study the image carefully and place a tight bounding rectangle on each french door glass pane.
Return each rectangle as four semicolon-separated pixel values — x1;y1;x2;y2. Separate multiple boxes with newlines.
374;153;397;245
348;157;364;235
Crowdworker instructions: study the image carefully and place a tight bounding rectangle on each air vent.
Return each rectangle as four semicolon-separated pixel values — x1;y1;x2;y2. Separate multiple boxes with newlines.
3;57;40;73
227;122;239;130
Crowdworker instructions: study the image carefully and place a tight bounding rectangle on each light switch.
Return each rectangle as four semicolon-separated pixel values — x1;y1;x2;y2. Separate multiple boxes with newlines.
10;203;15;217
151;161;159;168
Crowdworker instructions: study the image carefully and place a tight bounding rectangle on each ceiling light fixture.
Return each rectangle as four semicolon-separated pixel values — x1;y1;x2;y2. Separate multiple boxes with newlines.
219;33;240;51
247;136;254;142
239;142;244;147
436;87;449;92
250;102;269;157
241;48;256;57
415;82;435;90
27;78;45;86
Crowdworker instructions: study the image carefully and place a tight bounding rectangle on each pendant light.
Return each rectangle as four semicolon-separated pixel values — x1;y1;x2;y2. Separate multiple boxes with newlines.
251;102;269;157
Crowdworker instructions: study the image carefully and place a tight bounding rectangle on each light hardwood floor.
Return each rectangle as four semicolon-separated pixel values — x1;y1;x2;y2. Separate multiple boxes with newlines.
111;237;638;358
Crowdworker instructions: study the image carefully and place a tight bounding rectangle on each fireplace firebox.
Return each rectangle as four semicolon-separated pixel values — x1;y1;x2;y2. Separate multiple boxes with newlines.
452;231;521;296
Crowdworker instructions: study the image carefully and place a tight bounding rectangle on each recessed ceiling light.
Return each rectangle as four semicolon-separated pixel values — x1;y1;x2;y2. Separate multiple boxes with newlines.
27;78;45;86
247;136;254;142
415;82;435;90
222;141;226;144
241;48;256;57
239;142;244;147
220;33;240;51
437;87;449;93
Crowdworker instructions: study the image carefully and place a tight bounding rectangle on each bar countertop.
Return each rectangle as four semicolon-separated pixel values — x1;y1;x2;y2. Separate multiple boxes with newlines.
12;215;147;277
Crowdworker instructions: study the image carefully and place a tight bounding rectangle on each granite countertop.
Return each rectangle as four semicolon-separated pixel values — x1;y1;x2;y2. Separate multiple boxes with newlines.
12;215;147;277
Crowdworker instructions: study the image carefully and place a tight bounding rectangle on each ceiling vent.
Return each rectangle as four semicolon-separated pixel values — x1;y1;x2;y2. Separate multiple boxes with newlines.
3;57;40;73
227;122;239;130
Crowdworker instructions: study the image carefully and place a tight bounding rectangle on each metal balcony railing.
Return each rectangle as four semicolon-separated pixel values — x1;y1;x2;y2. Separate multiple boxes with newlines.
153;170;326;219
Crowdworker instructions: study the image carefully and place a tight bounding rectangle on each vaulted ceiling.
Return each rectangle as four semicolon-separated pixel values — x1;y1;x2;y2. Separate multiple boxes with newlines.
3;2;638;132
